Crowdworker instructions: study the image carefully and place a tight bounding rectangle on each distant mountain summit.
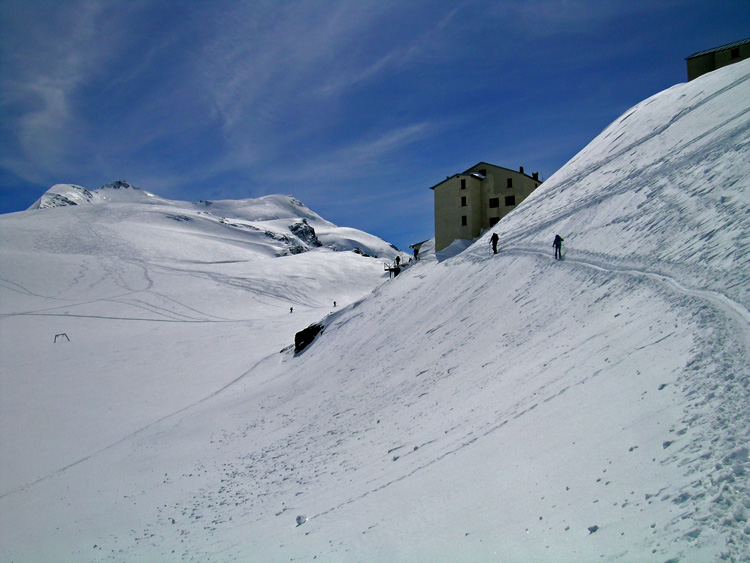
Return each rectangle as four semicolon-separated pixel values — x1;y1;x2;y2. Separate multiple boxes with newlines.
28;180;159;209
100;180;138;190
29;184;97;209
26;183;401;259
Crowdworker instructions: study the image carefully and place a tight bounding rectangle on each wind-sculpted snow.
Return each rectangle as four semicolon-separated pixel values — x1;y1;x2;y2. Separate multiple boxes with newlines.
1;62;749;562
477;58;750;310
29;183;97;208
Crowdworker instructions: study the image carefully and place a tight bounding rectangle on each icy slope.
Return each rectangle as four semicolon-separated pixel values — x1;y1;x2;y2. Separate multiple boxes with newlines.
1;61;749;562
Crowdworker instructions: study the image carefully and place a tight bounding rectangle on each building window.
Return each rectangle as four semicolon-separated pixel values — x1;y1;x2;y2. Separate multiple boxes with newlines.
505;195;516;206
488;197;499;208
461;196;467;207
460;179;466;189
489;217;499;226
461;215;467;226
506;178;513;188
731;47;740;59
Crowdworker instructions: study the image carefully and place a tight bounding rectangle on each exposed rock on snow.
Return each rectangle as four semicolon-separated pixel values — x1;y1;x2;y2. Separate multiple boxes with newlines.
294;323;324;354
100;180;137;190
289;219;322;249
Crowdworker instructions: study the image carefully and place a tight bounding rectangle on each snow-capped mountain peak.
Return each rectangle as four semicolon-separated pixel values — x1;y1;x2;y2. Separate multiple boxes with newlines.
28;183;97;209
26;184;402;259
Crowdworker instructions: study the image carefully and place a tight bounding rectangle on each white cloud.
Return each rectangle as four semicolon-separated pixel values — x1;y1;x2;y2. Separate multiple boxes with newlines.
194;2;465;168
284;121;437;184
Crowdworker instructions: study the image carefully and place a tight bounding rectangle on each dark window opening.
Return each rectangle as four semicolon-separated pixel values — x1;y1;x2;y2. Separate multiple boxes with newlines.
505;195;516;206
461;196;467;207
489;197;499;208
506;178;513;188
489;217;500;226
460;179;466;189
461;215;467;226
731;47;740;59
478;169;486;176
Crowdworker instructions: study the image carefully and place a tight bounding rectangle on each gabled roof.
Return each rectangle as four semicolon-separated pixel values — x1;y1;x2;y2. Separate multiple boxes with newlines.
429;161;540;190
463;161;531;177
429;173;464;191
686;37;750;60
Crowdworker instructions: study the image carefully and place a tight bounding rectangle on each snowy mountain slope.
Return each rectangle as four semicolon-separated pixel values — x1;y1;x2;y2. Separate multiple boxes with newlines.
0;193;399;500
29;182;400;258
484;59;750;309
1;61;749;562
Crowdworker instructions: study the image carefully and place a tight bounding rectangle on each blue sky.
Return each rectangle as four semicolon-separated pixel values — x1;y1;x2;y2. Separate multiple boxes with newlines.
1;1;749;250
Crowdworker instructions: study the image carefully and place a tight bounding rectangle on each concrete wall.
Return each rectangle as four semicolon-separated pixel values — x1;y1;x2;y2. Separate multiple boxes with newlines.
433;174;482;252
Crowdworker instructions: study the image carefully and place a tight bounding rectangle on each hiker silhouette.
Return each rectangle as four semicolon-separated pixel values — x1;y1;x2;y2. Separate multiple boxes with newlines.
553;235;564;260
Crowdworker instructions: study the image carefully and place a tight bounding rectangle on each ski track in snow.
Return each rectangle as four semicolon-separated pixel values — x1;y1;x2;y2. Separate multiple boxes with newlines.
297;247;750;544
459;246;750;560
0;349;280;500
79;245;750;562
505;246;750;327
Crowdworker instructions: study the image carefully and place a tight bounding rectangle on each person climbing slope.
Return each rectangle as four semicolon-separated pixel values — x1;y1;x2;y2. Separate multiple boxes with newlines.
553;234;564;260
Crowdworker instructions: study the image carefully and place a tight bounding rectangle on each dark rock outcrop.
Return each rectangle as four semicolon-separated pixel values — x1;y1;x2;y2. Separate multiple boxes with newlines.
289;219;322;248
294;323;324;354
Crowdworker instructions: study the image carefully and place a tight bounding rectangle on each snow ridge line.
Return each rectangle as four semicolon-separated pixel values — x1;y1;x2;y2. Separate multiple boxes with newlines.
487;109;750;262
556;68;750;191
0;350;279;500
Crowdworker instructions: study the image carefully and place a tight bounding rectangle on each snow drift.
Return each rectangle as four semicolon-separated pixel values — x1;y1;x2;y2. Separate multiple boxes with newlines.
1;60;749;562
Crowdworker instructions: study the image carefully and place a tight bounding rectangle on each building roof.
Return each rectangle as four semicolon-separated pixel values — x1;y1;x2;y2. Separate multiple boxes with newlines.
429;161;540;190
686;37;750;60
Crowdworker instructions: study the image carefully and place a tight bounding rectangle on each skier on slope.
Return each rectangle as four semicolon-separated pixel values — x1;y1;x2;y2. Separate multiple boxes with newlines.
490;232;499;254
553;234;564;260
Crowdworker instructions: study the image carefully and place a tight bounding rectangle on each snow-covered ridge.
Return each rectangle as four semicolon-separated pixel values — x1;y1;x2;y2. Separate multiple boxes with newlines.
472;57;750;309
28;183;98;208
28;183;401;259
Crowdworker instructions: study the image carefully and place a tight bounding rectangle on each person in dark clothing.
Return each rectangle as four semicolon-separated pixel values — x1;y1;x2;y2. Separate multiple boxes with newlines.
490;233;499;254
553;234;564;259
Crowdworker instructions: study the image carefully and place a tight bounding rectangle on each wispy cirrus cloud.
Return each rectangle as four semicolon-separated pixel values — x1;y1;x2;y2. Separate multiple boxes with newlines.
0;1;135;176
193;1;468;171
270;121;437;185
